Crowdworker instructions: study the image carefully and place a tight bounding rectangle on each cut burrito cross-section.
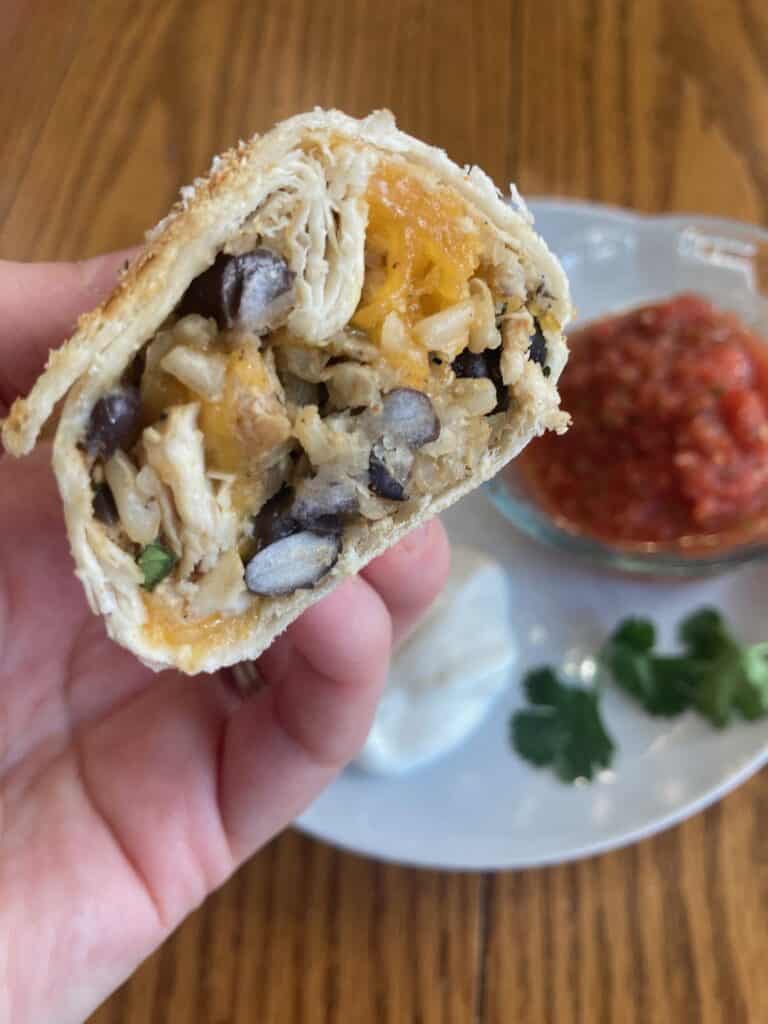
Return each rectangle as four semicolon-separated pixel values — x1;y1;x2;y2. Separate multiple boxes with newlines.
1;109;572;674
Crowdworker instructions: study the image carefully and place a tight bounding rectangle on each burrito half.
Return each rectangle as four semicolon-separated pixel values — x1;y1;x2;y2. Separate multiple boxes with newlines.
1;109;571;674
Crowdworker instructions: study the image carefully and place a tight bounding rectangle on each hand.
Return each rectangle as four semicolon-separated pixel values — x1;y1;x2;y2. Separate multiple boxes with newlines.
0;256;451;1024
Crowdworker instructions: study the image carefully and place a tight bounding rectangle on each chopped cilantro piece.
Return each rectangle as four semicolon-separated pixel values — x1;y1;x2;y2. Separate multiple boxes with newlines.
510;668;615;783
138;542;177;591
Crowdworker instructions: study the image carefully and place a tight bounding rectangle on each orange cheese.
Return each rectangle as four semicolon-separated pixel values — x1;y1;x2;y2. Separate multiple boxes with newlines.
143;592;260;670
142;343;286;509
199;347;276;475
353;162;482;384
140;371;190;426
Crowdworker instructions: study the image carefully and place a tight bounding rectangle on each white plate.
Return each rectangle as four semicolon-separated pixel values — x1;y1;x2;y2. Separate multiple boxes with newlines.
296;201;768;870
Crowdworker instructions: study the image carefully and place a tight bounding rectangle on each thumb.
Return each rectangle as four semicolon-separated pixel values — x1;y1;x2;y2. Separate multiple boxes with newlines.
0;251;136;412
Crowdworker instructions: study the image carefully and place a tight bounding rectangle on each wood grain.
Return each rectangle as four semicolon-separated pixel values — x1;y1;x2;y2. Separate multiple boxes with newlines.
1;0;767;1021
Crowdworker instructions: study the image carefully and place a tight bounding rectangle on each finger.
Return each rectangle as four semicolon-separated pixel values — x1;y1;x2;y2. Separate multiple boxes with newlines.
218;575;391;861
0;251;135;409
361;517;451;644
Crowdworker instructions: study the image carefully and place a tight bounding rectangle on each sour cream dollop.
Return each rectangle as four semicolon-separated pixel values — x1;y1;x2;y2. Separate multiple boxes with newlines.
356;544;516;775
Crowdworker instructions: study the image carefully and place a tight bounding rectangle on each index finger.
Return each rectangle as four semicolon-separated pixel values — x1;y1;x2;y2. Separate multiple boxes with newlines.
361;518;451;644
0;252;134;411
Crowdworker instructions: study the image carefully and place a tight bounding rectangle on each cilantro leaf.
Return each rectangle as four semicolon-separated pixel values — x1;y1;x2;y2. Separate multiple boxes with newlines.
600;618;694;716
726;643;768;722
511;711;568;766
611;617;656;653
510;668;615;783
138;542;177;591
742;644;768;704
679;608;733;660
643;656;699;716
524;667;563;706
601;637;654;704
601;640;696;716
692;656;742;728
558;688;615;782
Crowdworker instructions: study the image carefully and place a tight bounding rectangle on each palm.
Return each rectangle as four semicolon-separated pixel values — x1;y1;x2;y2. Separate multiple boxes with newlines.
1;448;239;1020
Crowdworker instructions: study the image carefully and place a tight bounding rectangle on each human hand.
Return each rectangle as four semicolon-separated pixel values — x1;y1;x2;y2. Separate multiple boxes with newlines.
0;256;450;1024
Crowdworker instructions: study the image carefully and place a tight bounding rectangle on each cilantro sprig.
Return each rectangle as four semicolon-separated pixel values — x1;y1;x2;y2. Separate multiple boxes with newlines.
602;608;768;728
510;668;614;782
510;608;768;784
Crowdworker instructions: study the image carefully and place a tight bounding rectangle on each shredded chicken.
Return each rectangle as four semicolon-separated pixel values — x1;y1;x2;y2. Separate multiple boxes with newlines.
186;550;248;618
161;346;228;400
143;404;237;575
104;451;161;545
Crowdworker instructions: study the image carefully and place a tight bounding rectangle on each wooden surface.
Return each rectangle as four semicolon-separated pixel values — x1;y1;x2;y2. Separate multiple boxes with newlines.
2;0;767;1020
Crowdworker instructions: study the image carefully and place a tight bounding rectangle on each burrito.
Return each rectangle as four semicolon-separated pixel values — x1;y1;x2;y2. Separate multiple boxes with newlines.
1;109;571;674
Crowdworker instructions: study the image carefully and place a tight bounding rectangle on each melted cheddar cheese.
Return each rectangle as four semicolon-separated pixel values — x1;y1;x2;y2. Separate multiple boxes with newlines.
142;343;288;517
143;593;261;671
353;162;482;383
141;371;189;425
199;348;283;474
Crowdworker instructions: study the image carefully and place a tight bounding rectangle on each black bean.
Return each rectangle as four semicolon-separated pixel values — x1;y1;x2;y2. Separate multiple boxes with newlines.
177;252;239;326
244;531;341;596
252;486;300;549
528;321;548;367
488;349;510;413
299;513;343;536
451;350;490;379
452;347;509;413
92;483;118;525
237;249;296;332
380;388;440;448
121;350;146;389
292;475;358;530
177;248;295;333
85;387;141;459
368;439;414;501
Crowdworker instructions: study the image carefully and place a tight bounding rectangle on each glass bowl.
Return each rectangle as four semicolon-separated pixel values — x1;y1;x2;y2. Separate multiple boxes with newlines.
485;200;768;578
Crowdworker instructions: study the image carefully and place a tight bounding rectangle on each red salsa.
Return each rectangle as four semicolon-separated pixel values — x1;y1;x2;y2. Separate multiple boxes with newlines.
518;294;768;549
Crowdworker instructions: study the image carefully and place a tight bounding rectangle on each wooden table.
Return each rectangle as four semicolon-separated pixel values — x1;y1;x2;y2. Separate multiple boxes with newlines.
3;1;767;1020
